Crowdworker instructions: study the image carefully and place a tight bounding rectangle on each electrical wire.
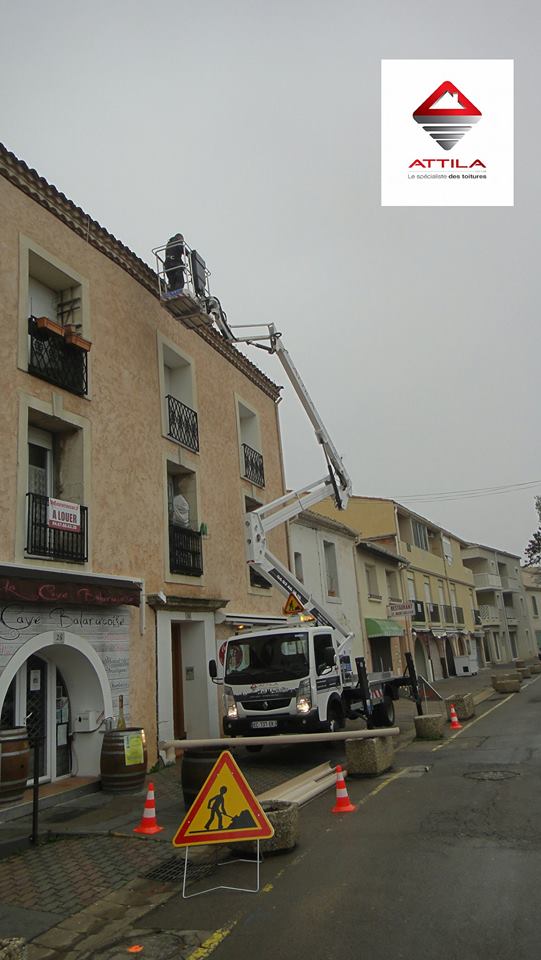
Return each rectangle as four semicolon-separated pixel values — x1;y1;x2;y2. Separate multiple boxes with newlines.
395;478;541;504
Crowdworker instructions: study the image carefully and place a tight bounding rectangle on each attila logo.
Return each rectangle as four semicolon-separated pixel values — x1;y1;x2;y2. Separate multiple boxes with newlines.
413;81;481;151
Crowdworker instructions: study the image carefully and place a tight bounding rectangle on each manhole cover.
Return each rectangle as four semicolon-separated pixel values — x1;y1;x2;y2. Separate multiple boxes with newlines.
464;770;520;782
142;856;215;884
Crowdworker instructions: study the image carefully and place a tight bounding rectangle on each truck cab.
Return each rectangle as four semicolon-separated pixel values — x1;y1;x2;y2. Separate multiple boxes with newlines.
221;626;352;737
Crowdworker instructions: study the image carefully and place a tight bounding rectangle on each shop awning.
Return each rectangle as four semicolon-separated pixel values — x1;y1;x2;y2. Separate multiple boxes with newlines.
365;618;404;638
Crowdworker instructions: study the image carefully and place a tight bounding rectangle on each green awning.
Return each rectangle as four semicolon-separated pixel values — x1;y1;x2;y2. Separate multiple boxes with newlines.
365;618;404;638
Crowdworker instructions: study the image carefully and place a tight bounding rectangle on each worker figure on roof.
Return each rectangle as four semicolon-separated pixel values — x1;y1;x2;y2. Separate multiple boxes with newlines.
164;233;185;292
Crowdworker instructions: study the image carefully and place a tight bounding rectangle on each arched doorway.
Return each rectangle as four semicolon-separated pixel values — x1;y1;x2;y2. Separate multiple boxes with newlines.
0;632;112;781
414;637;428;677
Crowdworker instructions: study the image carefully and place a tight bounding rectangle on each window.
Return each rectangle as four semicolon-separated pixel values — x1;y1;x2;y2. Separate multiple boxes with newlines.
167;465;202;577
407;576;416;602
423;579;432;606
366;564;380;599
162;344;198;452
237;400;264;487
493;632;501;660
532;596;539;618
245;497;270;589
25;417;87;563
25;245;90;397
294;551;304;584
313;634;334;675
323;541;339;597
442;536;453;564
385;569;400;600
412;520;429;552
438;581;446;607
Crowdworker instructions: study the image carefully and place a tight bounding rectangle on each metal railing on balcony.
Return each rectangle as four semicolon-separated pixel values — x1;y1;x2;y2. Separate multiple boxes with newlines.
26;493;88;563
412;600;425;623
479;604;499;623
169;524;203;576
453;605;465;624
28;317;88;396
442;604;454;623
166;395;199;452
473;609;482;625
500;576;519;592
242;444;265;487
429;602;441;623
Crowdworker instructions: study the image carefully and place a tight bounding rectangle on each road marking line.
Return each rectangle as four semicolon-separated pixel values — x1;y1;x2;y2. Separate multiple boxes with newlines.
262;883;273;893
431;687;529;752
356;767;409;807
186;921;237;960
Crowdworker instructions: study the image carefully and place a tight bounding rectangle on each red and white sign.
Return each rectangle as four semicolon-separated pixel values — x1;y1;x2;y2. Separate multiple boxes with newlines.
47;498;81;532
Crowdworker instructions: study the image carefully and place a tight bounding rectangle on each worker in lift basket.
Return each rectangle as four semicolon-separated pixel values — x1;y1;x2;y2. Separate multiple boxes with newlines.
164;233;185;292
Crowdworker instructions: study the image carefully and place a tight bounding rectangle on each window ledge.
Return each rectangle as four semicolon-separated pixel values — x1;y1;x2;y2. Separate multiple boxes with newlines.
368;593;382;601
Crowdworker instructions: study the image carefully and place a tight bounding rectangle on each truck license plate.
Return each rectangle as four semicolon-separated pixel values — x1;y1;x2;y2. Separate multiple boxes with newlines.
251;720;278;729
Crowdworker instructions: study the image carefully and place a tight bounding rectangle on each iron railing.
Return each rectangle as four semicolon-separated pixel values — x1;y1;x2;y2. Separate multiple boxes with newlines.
166;395;199;452
28;317;88;396
26;492;88;563
473;608;482;625
442;604;454;623
429;602;441;623
242;444;265;487
169;524;203;576
412;600;425;623
453;605;464;624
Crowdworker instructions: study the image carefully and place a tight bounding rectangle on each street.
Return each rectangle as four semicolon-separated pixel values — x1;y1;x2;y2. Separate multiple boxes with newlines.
136;676;541;960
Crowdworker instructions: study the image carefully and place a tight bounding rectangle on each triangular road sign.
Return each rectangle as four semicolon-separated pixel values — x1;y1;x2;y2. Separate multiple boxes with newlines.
172;751;275;847
283;593;304;615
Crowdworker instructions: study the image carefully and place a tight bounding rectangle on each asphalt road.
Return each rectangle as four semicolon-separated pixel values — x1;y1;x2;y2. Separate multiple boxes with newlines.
140;675;541;960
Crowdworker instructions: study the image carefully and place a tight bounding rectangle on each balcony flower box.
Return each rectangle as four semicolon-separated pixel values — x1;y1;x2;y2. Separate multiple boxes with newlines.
64;330;92;351
34;315;64;338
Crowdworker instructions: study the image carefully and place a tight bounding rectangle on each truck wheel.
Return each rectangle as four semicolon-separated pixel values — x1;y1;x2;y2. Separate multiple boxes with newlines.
327;703;345;733
371;696;395;728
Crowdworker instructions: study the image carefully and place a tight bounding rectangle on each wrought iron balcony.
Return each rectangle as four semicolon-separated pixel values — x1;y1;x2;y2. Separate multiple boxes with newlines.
26;493;88;563
429;602;441;623
412;600;425;623
453;605;464;624
166;395;199;452
473;608;482;625
242;444;265;487
442;604;454;623
28;316;88;396
169;524;203;576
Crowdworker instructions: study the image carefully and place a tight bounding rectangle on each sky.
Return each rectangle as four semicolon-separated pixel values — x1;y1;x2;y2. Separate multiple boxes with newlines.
1;0;539;557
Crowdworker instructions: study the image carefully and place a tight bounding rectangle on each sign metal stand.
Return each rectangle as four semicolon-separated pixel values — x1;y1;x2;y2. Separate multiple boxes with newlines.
182;841;262;899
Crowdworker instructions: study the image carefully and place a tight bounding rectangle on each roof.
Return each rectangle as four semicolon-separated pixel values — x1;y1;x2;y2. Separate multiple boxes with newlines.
462;542;521;561
356;538;408;565
0;142;280;401
293;510;359;540
346;495;472;546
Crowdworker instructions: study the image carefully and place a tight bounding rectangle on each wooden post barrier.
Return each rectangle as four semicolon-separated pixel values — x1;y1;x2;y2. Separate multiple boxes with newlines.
161;727;400;753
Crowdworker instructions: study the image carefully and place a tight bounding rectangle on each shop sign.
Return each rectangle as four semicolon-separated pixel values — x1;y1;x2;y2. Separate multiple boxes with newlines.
387;601;414;618
47;498;81;532
0;577;140;607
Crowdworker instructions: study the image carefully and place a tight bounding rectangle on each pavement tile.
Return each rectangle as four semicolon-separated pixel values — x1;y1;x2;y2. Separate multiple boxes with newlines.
34;927;84;949
26;947;58;959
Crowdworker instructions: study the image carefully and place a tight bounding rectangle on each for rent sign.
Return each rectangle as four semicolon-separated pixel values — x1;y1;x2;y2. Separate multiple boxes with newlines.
47;498;81;532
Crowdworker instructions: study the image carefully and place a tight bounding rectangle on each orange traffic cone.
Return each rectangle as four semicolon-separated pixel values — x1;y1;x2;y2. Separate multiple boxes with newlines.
449;703;462;731
331;765;355;814
134;782;164;835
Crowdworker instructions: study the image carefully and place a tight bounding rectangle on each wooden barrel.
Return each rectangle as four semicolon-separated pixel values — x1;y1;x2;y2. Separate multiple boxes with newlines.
0;727;30;804
181;748;222;809
100;728;147;794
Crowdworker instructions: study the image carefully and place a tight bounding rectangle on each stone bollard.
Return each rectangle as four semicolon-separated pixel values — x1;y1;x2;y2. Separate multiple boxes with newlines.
414;714;444;740
346;736;394;777
518;667;532;680
237;800;299;856
492;678;521;694
528;662;541;674
444;694;475;721
0;940;26;960
514;659;526;669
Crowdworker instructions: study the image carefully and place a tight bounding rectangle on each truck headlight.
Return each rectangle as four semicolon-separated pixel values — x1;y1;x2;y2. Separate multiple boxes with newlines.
224;685;238;719
296;678;312;714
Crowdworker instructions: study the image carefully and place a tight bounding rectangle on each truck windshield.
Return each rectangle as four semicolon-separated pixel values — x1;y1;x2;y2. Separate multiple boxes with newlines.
225;632;309;684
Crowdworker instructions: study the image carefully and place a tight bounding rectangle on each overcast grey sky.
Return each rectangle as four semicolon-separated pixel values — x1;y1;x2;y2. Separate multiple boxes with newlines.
1;0;539;556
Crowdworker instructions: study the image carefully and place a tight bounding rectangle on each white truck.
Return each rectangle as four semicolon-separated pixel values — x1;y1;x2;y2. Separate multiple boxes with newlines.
153;238;420;739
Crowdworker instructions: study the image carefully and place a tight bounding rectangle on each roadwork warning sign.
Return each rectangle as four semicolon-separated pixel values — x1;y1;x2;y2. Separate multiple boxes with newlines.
172;751;274;847
283;593;304;615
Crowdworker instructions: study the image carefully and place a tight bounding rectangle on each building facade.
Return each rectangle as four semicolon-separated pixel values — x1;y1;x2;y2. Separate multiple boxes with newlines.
314;496;479;680
461;545;537;663
520;566;541;654
288;511;364;660
0;144;289;784
355;540;408;675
